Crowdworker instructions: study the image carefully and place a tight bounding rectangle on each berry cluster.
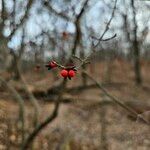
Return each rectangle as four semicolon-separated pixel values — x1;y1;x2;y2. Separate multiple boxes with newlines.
45;61;76;80
60;69;76;80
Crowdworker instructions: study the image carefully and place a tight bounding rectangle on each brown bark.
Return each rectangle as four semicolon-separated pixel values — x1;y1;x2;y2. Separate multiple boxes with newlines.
131;0;142;85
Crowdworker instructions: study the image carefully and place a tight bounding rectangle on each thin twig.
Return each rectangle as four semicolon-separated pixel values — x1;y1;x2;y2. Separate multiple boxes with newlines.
43;0;71;21
9;0;34;40
92;33;117;42
93;0;118;48
83;71;150;125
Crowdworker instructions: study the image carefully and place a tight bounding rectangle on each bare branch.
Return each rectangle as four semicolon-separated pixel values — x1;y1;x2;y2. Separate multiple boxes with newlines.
18;27;26;58
21;79;67;149
71;0;89;55
43;0;71;21
93;0;118;48
83;71;150;125
0;0;7;38
9;0;34;40
92;33;117;42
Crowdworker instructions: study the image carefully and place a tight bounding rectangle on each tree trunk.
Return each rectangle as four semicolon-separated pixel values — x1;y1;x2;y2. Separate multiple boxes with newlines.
131;0;142;85
133;43;142;84
11;54;21;80
80;49;87;86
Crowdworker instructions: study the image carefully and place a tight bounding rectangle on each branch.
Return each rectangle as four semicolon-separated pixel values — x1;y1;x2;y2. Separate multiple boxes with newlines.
9;0;34;40
43;0;71;21
92;33;117;42
43;0;89;56
28;4;89;140
49;57;89;71
0;0;7;38
71;0;89;55
18;27;26;58
1;0;7;23
21;79;67;149
93;0;118;48
122;13;132;43
25;3;90;142
83;71;150;125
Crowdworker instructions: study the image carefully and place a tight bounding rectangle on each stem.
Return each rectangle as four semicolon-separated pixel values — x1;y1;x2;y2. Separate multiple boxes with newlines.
83;71;150;125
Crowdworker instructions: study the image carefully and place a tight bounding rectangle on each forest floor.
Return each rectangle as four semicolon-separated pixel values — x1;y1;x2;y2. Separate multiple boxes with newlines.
0;60;150;150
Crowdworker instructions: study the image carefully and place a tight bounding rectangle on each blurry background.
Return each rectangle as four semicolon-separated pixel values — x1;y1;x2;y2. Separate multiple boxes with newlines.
0;0;150;149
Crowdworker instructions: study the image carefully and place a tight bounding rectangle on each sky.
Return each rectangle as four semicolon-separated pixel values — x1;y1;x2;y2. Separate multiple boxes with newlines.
1;0;150;51
6;0;113;49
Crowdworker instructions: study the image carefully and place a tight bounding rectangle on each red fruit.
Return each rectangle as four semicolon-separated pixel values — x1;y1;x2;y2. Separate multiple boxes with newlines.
50;61;57;68
68;70;75;78
62;31;69;40
60;69;68;78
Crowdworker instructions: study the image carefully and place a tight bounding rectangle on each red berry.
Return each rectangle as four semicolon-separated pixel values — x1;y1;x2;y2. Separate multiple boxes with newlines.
62;31;69;40
60;69;68;78
50;61;57;68
68;70;75;78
